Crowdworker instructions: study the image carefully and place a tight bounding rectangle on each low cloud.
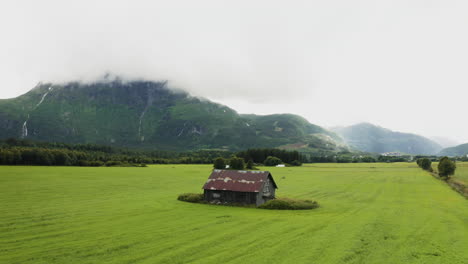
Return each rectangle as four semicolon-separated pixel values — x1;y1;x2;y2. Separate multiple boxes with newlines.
1;0;468;142
0;0;323;102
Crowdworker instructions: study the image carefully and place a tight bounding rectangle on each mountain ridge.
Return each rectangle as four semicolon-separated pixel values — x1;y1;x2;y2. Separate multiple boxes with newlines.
0;80;346;152
439;143;468;157
332;122;442;155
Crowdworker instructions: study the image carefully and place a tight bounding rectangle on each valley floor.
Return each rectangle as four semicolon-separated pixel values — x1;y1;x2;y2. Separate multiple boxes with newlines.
1;163;468;264
453;162;468;186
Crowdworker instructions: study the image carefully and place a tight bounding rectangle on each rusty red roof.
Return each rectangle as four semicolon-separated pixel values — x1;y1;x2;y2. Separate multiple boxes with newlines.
202;170;278;193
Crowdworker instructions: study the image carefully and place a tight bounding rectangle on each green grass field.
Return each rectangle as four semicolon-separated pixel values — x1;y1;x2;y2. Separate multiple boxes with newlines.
1;163;468;264
453;162;468;185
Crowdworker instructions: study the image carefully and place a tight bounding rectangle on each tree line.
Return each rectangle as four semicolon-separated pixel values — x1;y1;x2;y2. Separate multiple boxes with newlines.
3;138;464;167
213;155;297;170
0;141;319;167
236;148;302;164
0;139;233;166
416;157;456;180
303;151;411;163
212;148;304;170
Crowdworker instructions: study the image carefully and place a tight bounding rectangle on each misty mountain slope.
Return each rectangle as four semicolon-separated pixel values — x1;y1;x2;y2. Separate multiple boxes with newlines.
0;80;345;151
430;136;460;149
439;143;468;156
332;123;442;155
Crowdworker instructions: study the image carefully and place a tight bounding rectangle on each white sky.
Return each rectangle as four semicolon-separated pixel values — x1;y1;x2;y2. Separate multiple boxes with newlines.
0;0;467;143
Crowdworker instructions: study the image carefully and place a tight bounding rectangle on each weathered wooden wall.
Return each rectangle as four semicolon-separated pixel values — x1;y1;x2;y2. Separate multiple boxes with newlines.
255;176;276;206
204;190;257;204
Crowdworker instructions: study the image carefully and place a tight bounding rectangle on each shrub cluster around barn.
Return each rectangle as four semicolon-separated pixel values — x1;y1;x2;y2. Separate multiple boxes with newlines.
258;198;319;210
177;194;319;210
177;193;205;203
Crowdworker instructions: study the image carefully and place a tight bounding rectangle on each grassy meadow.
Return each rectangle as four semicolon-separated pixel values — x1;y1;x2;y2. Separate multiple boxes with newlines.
1;163;468;264
453;161;468;185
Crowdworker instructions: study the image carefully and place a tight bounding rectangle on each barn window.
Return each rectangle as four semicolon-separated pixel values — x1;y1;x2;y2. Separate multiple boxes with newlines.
212;193;220;198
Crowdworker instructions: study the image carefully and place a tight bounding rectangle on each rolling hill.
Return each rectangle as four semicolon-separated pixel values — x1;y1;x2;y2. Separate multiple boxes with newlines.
0;79;345;152
430;136;460;149
332;123;442;155
439;143;468;157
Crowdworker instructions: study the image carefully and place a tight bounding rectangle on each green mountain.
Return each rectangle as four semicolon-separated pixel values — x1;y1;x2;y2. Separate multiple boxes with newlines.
439;143;468;156
0;80;345;152
332;123;442;155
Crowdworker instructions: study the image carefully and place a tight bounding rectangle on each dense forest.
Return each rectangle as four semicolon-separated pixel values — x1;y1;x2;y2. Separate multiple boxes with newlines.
2;139;464;167
0;139;305;166
0;138;232;166
236;148;302;164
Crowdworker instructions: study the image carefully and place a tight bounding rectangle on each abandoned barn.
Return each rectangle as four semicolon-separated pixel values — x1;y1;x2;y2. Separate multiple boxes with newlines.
202;170;278;206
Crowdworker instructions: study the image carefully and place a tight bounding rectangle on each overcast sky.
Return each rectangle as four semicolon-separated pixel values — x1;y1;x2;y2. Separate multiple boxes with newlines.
1;0;467;143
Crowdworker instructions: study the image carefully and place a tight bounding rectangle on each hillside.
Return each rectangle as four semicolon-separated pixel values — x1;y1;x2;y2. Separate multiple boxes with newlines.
0;80;345;152
332;123;442;155
430;136;460;149
439;143;468;157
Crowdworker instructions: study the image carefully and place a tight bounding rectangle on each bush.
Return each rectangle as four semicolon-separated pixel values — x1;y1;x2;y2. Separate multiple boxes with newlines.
88;160;104;167
105;160;123;167
419;158;432;171
213;157;226;169
264;156;283;166
259;198;319;210
229;156;245;170
177;193;204;203
416;158;423;167
360;156;376;163
246;159;254;169
290;160;302;166
438;157;456;179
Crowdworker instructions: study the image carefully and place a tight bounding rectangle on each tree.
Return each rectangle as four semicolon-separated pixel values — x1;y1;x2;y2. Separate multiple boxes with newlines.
416;158;423;167
246;159;254;170
213;157;226;169
360;156;376;163
264;156;282;166
229;156;245;170
419;158;432;171
53;151;71;166
236;148;301;164
438;157;456;179
290;160;302;166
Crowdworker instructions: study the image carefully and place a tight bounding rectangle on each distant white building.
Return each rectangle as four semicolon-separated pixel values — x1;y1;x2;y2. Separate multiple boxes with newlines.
381;152;402;156
276;164;285;167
